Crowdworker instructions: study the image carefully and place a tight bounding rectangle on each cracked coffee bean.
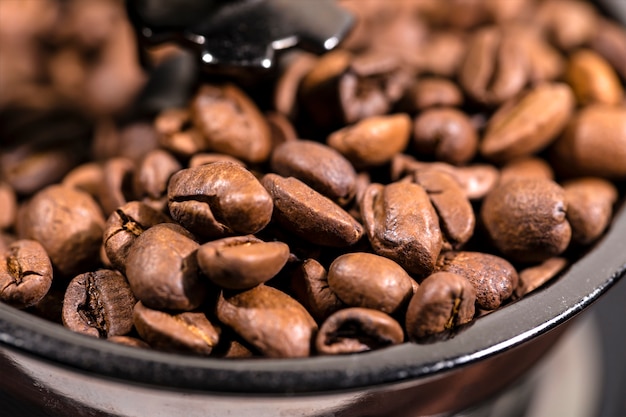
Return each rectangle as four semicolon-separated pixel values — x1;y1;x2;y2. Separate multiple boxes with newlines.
0;240;52;309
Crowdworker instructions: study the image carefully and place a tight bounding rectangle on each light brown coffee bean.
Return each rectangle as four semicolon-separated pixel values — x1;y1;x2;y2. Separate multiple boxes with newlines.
61;162;104;198
517;27;565;84
515;257;568;299
290;258;344;322
197;235;289;290
566;49;624;106
316;307;404;355
481;83;575;162
536;0;598;51
328;252;414;315
216;284;317;358
481;178;571;263
405;272;476;341
361;182;442;277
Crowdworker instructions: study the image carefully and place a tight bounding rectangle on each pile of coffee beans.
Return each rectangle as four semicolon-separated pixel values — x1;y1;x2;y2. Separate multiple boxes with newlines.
1;0;626;359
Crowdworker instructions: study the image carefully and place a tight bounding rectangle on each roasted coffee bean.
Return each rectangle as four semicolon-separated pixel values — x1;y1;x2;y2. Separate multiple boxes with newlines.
271;140;357;205
499;157;555;184
437;251;518;310
216;284;317;358
103;201;172;273
361;182;442;276
290;258;344;322
274;52;318;119
563;177;618;245
327;114;411;169
155;108;208;158
401;77;463;111
0;182;17;230
515;257;568;298
133;149;182;202
107;335;151;349
413;108;478;166
405;272;476;341
125;223;204;311
413;169;475;249
413;31;466;77
167;162;273;239
266;111;298;148
17;185;105;277
327;253;414;315
551;105;626;179
98;157;135;217
536;0;598;51
61;162;104;198
133;301;219;355
566;49;624;106
0;239;52;308
62;269;135;338
481;178;571;263
316;307;404;355
517;27;565;84
262;174;363;247
591;18;626;80
197;235;290;290
481;83;575;162
190;84;272;164
188;153;246;169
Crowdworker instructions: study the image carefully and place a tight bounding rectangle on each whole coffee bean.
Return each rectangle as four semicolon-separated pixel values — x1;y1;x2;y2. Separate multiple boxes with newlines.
61;162;104;198
481;83;575;162
562;177;618;245
591;18;626;80
17;185;105;277
0;239;52;308
133;301;219;355
361;182;442;276
197;235;290;290
103;201;172;273
216;284;317;358
401;77;463;111
167;162;273;239
0;182;17;230
328;253;414;315
273;52;318;119
518;28;565;84
566;49;624;106
315;307;404;355
133;149;182;201
499;157;555;184
62;269;136;338
266;111;298;148
412;108;478;166
437;251;519;310
155;109;208;158
290;258;344;322
551;105;626;179
107;335;150;349
125;223;205;311
414;31;466;77
413;169;475;249
261;174;363;247
459;26;528;105
481;178;571;263
188;153;246;169
190;83;272;164
271;140;357;205
405;272;476;341
536;0;598;51
515;257;568;299
327;114;411;168
98;157;135;217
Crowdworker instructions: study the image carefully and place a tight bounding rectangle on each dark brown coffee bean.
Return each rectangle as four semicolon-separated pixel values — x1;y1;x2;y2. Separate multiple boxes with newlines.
216;284;317;358
0;182;17;230
563;177;618;245
327;114;411;169
459;26;528;105
315;307;404;355
566;49;624;106
551;105;626;179
413;108;478;166
98;157;135;217
261;174;363;247
401;77;463;111
481;178;571;263
62;270;136;338
197;235;290;290
361;182;442;277
107;335;151;349
125;223;205;311
515;257;568;298
190;83;272;164
437;251;519;310
167;162;273;239
591;18;626;80
103;201;172;273
133;301;219;355
271;140;357;205
17;185;105;277
413;169;475;249
0;239;52;308
405;272;476;341
328;253;414;315
481;83;575;163
290;258;344;322
133;149;181;201
499;157;555;184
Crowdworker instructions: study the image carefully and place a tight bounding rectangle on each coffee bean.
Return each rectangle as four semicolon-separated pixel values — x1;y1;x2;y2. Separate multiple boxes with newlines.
133;149;182;202
590;18;626;80
481;178;571;263
98;157;135;217
515;257;568;299
167;162;273;239
290;258;344;322
405;272;476;341
188;153;246;169
216;284;317;358
0;182;17;230
316;307;404;355
266;111;298;148
517;28;565;84
536;0;598;51
274;52;317;119
0;239;52;308
566;49;624;106
328;253;414;315
401;77;463;111
62;269;135;338
197;235;290;290
61;162;104;198
361;182;442;276
499;157;555;185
